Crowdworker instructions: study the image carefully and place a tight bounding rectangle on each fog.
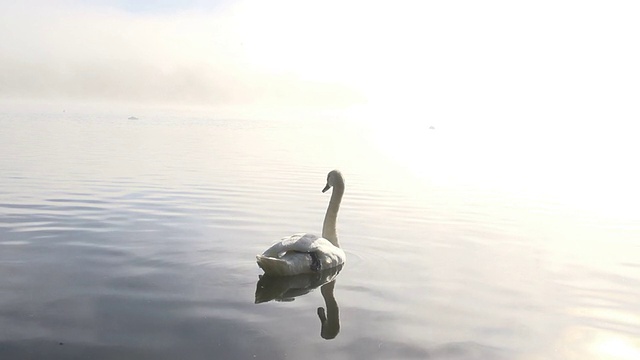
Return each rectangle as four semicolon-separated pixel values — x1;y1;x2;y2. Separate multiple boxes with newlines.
1;0;639;126
0;0;364;110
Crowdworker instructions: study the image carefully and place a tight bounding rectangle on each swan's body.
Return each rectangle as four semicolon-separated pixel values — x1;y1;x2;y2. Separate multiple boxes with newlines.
257;233;345;275
256;170;346;276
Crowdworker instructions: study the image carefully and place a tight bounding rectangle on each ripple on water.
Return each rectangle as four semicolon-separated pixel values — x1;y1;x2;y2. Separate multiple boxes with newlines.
2;115;640;359
0;241;30;246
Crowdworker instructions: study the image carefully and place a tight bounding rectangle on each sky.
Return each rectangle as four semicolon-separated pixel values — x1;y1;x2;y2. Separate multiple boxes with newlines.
1;0;639;128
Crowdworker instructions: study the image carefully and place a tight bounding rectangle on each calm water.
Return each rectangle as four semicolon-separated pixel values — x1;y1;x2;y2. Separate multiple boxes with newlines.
1;110;639;359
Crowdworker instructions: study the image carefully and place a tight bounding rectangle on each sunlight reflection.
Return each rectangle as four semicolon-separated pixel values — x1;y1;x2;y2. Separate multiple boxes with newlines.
592;334;640;360
358;115;640;222
555;326;640;360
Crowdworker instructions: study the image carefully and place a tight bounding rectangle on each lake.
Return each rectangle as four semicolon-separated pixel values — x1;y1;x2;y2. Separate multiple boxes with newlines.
1;109;638;359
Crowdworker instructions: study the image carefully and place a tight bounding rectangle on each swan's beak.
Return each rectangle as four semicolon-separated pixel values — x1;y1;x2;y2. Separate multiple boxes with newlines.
322;184;331;193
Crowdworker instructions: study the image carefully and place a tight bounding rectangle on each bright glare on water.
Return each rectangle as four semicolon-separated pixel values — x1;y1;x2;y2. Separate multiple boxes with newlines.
1;110;639;359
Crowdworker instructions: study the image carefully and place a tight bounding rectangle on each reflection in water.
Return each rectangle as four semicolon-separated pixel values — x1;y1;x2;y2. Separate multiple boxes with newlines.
255;265;342;339
316;280;340;340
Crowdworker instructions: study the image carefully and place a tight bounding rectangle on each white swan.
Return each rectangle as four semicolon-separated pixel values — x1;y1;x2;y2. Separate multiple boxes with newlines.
256;170;346;276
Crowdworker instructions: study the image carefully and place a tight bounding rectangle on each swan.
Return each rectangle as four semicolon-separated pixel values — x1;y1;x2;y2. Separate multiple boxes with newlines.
256;170;346;276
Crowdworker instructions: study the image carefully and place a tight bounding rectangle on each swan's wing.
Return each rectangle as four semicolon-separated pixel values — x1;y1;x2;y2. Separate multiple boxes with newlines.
258;233;345;275
256;252;314;275
261;233;321;257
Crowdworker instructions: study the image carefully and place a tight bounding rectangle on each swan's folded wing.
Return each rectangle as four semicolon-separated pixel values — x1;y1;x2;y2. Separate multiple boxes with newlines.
256;252;314;275
256;255;291;276
261;233;320;257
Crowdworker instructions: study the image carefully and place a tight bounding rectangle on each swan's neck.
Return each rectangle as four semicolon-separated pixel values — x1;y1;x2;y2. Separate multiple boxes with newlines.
322;182;343;248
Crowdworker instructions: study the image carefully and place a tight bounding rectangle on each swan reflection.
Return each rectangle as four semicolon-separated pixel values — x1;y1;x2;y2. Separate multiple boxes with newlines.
255;265;342;339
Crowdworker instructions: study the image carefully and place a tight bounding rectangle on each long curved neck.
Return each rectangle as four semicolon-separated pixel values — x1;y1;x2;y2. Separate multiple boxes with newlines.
322;181;344;248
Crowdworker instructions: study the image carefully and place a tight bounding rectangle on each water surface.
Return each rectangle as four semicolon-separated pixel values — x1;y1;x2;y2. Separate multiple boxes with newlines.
1;111;639;359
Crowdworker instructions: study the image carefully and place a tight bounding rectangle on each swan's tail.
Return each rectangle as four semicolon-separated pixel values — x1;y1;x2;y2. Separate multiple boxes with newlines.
256;255;290;276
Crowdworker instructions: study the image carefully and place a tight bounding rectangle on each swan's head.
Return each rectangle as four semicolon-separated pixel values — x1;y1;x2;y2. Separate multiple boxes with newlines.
322;170;343;193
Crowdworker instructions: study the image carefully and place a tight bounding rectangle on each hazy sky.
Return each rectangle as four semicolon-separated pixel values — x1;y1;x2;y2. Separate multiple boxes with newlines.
1;0;639;124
